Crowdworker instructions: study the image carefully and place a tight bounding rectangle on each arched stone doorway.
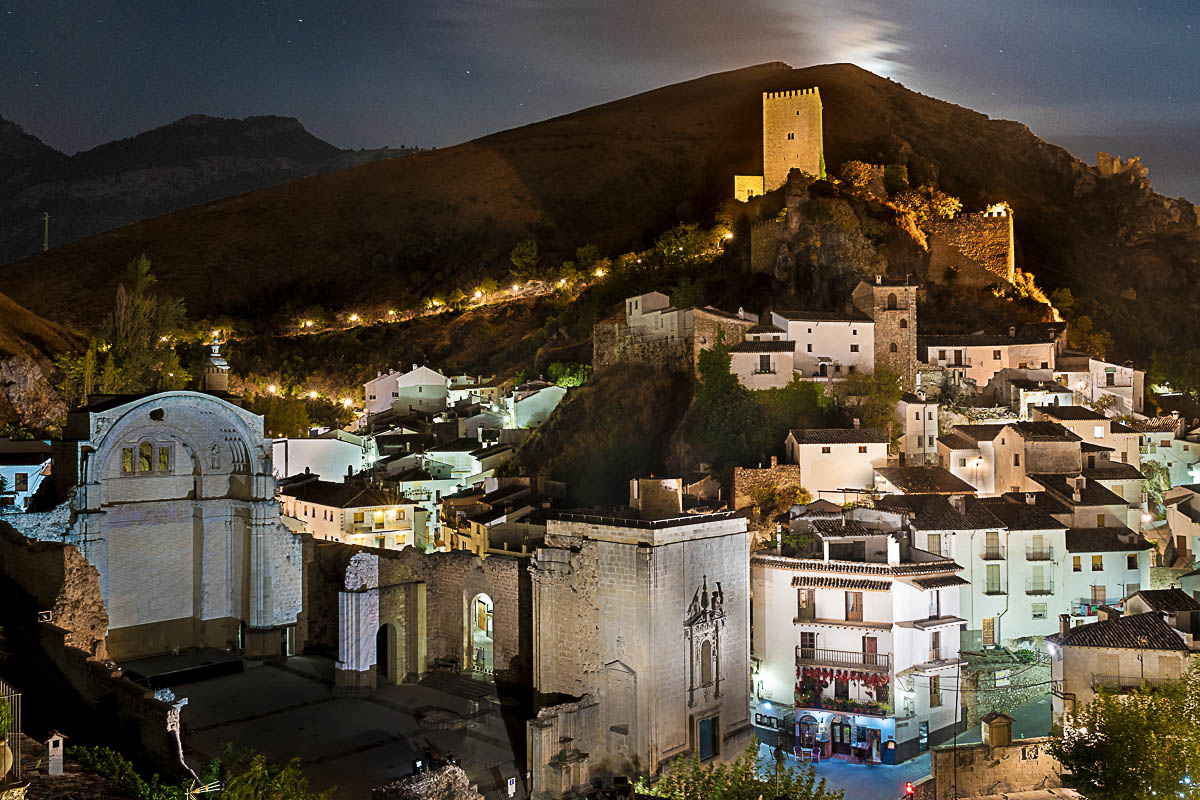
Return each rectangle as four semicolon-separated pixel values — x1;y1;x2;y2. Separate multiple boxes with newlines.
377;622;399;686
468;593;493;674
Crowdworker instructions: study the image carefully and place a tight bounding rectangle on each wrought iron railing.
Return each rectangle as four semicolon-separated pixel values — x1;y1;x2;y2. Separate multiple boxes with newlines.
982;546;1006;560
1026;579;1055;595
796;646;891;670
1092;674;1178;693
0;679;22;787
1026;545;1054;561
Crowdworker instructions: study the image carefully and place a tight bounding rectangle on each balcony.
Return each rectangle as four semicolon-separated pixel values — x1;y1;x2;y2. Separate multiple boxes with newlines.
1026;579;1055;596
1025;545;1055;561
752;368;778;375
796;646;891;672
1091;674;1179;693
982;546;1006;561
1072;597;1123;616
983;584;1007;596
794;689;891;718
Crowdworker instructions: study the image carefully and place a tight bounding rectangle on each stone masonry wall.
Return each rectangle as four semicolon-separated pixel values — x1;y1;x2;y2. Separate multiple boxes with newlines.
731;464;805;512
930;737;1061;800
749;218;783;275
928;210;1015;286
691;311;755;370
0;520;108;659
371;764;484;800
762;88;823;190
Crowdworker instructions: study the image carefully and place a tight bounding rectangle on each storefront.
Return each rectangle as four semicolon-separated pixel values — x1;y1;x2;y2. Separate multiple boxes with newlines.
752;699;792;748
792;710;899;765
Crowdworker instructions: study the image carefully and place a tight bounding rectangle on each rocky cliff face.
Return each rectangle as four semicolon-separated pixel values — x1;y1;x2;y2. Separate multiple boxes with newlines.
0;113;416;265
0;291;79;432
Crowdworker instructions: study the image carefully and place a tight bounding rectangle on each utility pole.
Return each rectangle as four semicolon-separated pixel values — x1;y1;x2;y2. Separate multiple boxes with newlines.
42;211;49;252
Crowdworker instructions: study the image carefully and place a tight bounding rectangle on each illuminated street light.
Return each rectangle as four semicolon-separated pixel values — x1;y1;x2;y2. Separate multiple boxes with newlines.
348;314;359;322
341;398;352;408
387;309;396;316
474;290;483;299
303;320;313;328
267;384;277;394
511;284;520;292
724;232;734;240
308;391;318;399
594;268;606;278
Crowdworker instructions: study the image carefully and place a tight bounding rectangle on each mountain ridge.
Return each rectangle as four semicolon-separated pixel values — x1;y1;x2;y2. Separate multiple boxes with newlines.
2;62;1197;365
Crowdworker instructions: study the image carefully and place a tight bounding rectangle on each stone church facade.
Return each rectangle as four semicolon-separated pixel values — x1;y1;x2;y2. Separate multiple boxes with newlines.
526;486;752;798
42;390;303;659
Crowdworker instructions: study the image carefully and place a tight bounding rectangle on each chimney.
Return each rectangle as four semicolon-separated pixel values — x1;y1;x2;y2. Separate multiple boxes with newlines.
949;494;965;512
1025;492;1036;505
1059;613;1071;637
1008;326;1017;338
916;389;926;401
853;418;861;429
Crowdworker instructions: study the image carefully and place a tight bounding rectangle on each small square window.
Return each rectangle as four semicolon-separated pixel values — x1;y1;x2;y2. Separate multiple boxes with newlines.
821;447;831;454
850;344;859;353
858;446;868;453
1092;555;1103;571
1127;553;1138;570
1032;603;1047;620
993;350;1002;360
959;458;967;467
1073;556;1082;572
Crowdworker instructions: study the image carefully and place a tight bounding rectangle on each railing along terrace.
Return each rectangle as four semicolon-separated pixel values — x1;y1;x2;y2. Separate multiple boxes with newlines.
796;646;891;670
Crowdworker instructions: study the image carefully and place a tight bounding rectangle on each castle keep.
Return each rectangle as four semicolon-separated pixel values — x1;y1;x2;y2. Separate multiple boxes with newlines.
927;205;1015;287
734;87;824;201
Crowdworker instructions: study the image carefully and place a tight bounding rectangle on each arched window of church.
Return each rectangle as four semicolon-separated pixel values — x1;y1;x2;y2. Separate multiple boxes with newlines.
158;445;172;472
700;640;713;685
890;342;899;353
121;447;134;474
138;442;153;472
887;292;898;310
899;318;908;329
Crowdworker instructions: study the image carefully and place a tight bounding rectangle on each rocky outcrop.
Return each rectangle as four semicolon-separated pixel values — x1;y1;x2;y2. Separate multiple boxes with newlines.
0;354;67;432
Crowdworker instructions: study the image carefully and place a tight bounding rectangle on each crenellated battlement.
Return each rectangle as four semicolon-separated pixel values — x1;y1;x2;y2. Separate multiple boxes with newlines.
763;87;821;99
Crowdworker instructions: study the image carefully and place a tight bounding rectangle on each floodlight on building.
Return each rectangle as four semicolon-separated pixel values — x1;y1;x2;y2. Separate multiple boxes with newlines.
557;279;566;287
160;336;169;343
1046;642;1058;656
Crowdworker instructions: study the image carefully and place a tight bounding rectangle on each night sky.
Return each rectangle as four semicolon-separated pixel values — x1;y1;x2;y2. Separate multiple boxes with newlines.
3;1;1198;199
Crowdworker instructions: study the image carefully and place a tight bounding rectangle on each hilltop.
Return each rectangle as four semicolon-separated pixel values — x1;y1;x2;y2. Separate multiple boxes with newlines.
2;62;1198;365
0;113;417;265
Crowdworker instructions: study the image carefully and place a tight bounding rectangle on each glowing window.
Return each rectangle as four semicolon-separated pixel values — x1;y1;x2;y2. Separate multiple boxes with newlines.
138;442;152;472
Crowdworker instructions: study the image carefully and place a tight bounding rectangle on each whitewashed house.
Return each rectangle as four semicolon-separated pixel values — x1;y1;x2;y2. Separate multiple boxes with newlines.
0;446;51;512
895;392;938;466
502;380;567;429
769;311;875;380
1053;350;1145;417
271;430;375;480
277;475;429;550
1134;414;1200;488
363;365;450;416
729;329;796;390
784;428;889;500
751;505;966;764
920;330;1058;394
1033;406;1140;466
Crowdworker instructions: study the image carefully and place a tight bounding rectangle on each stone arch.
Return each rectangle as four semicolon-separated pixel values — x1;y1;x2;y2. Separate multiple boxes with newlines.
461;564;499;673
890;342;899;353
899;318;908;329
377;622;399;686
887;292;897;310
467;592;494;674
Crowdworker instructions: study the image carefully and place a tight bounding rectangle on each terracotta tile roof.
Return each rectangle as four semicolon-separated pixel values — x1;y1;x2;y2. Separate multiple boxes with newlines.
775;309;871;322
875;467;976;494
752;554;961;577
747;323;784;334
1037;406;1106;421
1066;527;1154;553
976;496;1067;531
912;575;970;589
1029;474;1125;506
1047;611;1187;651
811;519;885;538
791;575;891;592
1009;421;1080;442
788;428;889;445
1083;463;1145;480
939;431;979;451
1080;442;1114;453
1130;417;1182;433
950;424;1008;443
1129;588;1200;613
730;340;796;352
877;494;998;531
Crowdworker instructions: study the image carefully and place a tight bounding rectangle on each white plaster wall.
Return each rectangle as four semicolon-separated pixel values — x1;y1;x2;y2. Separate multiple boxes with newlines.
272;438;368;480
798;444;887;496
770;315;875;377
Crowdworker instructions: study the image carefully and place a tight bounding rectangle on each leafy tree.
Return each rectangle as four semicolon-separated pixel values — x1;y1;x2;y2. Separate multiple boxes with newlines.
508;239;540;280
106;255;190;393
838;160;876;192
1068;314;1115;359
218;745;332;800
830;368;902;432
245;394;311;438
639;741;842;800
891;184;962;228
1142;459;1171;516
1049;287;1075;319
882;164;909;195
686;332;767;466
1048;662;1200;800
547;362;591;388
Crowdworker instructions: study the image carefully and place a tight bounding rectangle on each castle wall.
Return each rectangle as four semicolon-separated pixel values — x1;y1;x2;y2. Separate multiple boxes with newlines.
749;219;782;275
762;88;823;190
691;311;754;369
928;210;1015;286
734;175;765;203
594;310;752;374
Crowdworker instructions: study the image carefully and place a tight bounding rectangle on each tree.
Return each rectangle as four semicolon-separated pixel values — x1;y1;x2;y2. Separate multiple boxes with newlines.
639;741;843;800
891;184;962;228
106;255;189;392
509;239;540;280
1049;662;1200;800
883;164;909;195
547;362;591;388
1142;459;1171;517
838;160;876;192
246;394;311;438
830;368;902;432
686;332;767;466
1068;314;1115;359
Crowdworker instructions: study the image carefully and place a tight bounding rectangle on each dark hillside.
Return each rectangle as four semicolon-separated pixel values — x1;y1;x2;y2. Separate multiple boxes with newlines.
2;62;1196;363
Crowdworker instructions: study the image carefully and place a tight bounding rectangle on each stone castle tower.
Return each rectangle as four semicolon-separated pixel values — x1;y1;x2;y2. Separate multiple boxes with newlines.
201;343;230;393
735;87;825;201
852;277;918;392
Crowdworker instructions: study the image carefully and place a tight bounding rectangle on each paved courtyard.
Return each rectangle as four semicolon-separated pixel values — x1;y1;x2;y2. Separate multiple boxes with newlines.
170;656;523;799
